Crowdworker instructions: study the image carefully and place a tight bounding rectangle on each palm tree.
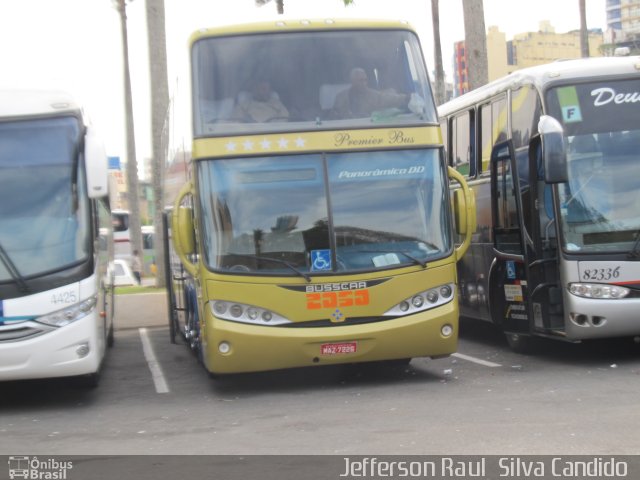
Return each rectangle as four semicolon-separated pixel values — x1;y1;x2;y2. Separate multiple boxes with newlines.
461;0;488;91
145;0;169;287
113;0;144;261
255;0;284;14
579;0;590;58
431;0;446;105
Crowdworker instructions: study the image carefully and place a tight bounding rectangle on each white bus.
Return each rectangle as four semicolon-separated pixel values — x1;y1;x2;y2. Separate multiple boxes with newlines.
111;208;155;275
438;57;640;351
0;89;114;385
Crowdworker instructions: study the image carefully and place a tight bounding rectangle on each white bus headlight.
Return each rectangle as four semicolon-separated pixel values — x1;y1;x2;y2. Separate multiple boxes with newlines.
568;283;630;299
384;283;455;316
36;296;98;328
209;300;290;326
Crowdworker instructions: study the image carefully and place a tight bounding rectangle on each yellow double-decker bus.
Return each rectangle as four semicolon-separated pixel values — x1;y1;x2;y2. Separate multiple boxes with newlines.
163;19;475;375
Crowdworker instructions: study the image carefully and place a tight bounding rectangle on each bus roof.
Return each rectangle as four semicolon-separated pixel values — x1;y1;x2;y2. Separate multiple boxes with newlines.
438;56;640;117
189;18;416;44
0;89;81;120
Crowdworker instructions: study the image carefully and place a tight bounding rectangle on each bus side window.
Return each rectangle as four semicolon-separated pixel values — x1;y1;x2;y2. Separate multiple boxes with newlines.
492;141;523;255
480;96;508;173
451;110;474;177
512;85;543;240
439;118;449;162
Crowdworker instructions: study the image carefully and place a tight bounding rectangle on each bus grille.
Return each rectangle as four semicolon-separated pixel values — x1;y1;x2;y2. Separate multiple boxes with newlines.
279;316;395;328
0;322;55;342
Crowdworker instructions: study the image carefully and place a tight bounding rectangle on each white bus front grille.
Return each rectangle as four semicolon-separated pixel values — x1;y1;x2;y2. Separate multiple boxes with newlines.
0;322;55;342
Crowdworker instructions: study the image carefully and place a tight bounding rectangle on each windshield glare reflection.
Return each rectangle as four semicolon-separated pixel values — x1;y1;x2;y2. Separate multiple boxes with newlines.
559;130;640;253
0;117;89;281
198;150;450;276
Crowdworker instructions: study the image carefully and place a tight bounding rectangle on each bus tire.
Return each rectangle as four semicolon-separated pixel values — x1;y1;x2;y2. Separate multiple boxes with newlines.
505;332;535;354
107;321;115;348
73;371;100;389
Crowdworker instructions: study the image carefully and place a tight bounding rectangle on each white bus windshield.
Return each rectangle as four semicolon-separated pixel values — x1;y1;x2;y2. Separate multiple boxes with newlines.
192;29;437;136
546;79;640;253
197;149;451;276
0;116;90;281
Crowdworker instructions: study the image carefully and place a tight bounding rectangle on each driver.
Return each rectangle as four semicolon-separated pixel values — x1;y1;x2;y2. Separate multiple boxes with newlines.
332;67;410;119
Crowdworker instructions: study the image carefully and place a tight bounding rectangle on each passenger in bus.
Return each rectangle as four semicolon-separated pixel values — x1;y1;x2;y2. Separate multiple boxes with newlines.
332;67;410;119
231;80;289;123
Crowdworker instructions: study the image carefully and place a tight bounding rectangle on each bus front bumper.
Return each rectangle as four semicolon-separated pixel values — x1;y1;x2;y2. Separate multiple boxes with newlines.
564;292;640;340
0;314;103;381
201;301;458;375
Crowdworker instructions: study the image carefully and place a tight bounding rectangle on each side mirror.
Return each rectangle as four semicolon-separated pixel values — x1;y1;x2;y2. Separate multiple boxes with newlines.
453;188;476;235
448;167;476;261
176;206;195;256
84;127;109;198
538;115;567;184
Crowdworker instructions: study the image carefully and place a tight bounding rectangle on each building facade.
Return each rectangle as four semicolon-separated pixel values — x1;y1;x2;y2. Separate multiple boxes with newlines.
605;0;640;53
453;21;604;95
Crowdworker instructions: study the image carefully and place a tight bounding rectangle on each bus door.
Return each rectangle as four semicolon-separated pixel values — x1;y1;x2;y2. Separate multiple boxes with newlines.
489;140;531;338
523;136;565;335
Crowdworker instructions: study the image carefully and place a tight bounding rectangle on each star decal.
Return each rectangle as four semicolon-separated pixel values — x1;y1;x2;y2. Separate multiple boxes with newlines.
295;137;306;148
243;140;254;151
260;138;272;149
278;138;289;149
225;141;237;152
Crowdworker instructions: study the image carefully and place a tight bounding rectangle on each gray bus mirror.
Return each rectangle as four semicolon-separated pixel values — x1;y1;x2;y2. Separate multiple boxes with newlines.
84;127;109;198
538;115;568;184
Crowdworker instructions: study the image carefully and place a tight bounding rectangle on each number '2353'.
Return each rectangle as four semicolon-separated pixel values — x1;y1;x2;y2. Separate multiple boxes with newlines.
306;290;370;309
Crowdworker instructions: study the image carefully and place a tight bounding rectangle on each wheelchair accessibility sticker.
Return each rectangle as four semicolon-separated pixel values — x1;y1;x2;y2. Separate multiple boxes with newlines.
506;260;516;280
311;249;332;271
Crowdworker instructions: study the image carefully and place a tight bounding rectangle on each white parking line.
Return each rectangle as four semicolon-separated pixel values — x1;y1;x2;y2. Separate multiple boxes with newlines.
139;328;170;393
452;352;502;368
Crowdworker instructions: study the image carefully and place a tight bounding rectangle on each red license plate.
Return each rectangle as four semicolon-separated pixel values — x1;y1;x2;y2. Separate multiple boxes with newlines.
320;342;357;355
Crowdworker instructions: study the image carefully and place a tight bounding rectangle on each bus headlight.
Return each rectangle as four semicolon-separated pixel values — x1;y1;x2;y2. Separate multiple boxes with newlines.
384;283;455;316
36;296;98;328
568;283;630;299
209;300;291;326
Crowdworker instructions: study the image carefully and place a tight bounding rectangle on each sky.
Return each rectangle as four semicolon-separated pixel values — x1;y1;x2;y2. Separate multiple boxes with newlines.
0;0;606;169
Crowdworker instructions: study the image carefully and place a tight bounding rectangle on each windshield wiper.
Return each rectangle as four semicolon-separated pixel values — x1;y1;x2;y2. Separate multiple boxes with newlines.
357;250;428;268
228;253;311;282
0;241;29;293
628;230;640;259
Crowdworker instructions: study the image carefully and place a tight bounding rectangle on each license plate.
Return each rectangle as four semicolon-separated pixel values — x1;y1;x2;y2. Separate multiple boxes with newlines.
320;342;357;355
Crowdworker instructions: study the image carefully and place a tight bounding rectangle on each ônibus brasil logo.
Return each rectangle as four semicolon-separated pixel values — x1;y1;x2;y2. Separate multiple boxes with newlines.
8;456;73;480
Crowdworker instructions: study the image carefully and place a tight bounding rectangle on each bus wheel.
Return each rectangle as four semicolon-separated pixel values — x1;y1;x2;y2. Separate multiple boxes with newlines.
505;332;535;354
73;372;100;389
107;321;115;348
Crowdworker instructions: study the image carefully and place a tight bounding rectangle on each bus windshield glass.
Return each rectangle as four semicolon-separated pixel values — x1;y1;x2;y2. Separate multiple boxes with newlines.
192;29;436;136
197;149;451;276
0;116;90;281
546;79;640;254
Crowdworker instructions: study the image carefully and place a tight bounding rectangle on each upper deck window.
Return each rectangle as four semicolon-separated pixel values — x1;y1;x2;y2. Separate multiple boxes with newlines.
192;29;437;136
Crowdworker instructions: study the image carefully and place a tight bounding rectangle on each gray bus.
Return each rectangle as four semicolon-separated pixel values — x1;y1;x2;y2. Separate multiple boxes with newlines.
438;57;640;351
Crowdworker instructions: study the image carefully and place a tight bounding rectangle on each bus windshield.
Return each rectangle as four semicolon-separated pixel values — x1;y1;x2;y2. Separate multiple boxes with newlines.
197;149;451;276
546;79;640;254
192;29;436;136
0;116;90;281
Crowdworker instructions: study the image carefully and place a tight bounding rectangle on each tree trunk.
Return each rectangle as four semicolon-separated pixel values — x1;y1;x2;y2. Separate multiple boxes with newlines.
277;0;284;14
145;0;169;287
462;0;488;91
116;0;144;262
431;0;446;105
579;0;590;58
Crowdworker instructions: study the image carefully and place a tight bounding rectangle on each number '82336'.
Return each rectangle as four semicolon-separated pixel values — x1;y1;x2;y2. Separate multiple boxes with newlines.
581;267;621;282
